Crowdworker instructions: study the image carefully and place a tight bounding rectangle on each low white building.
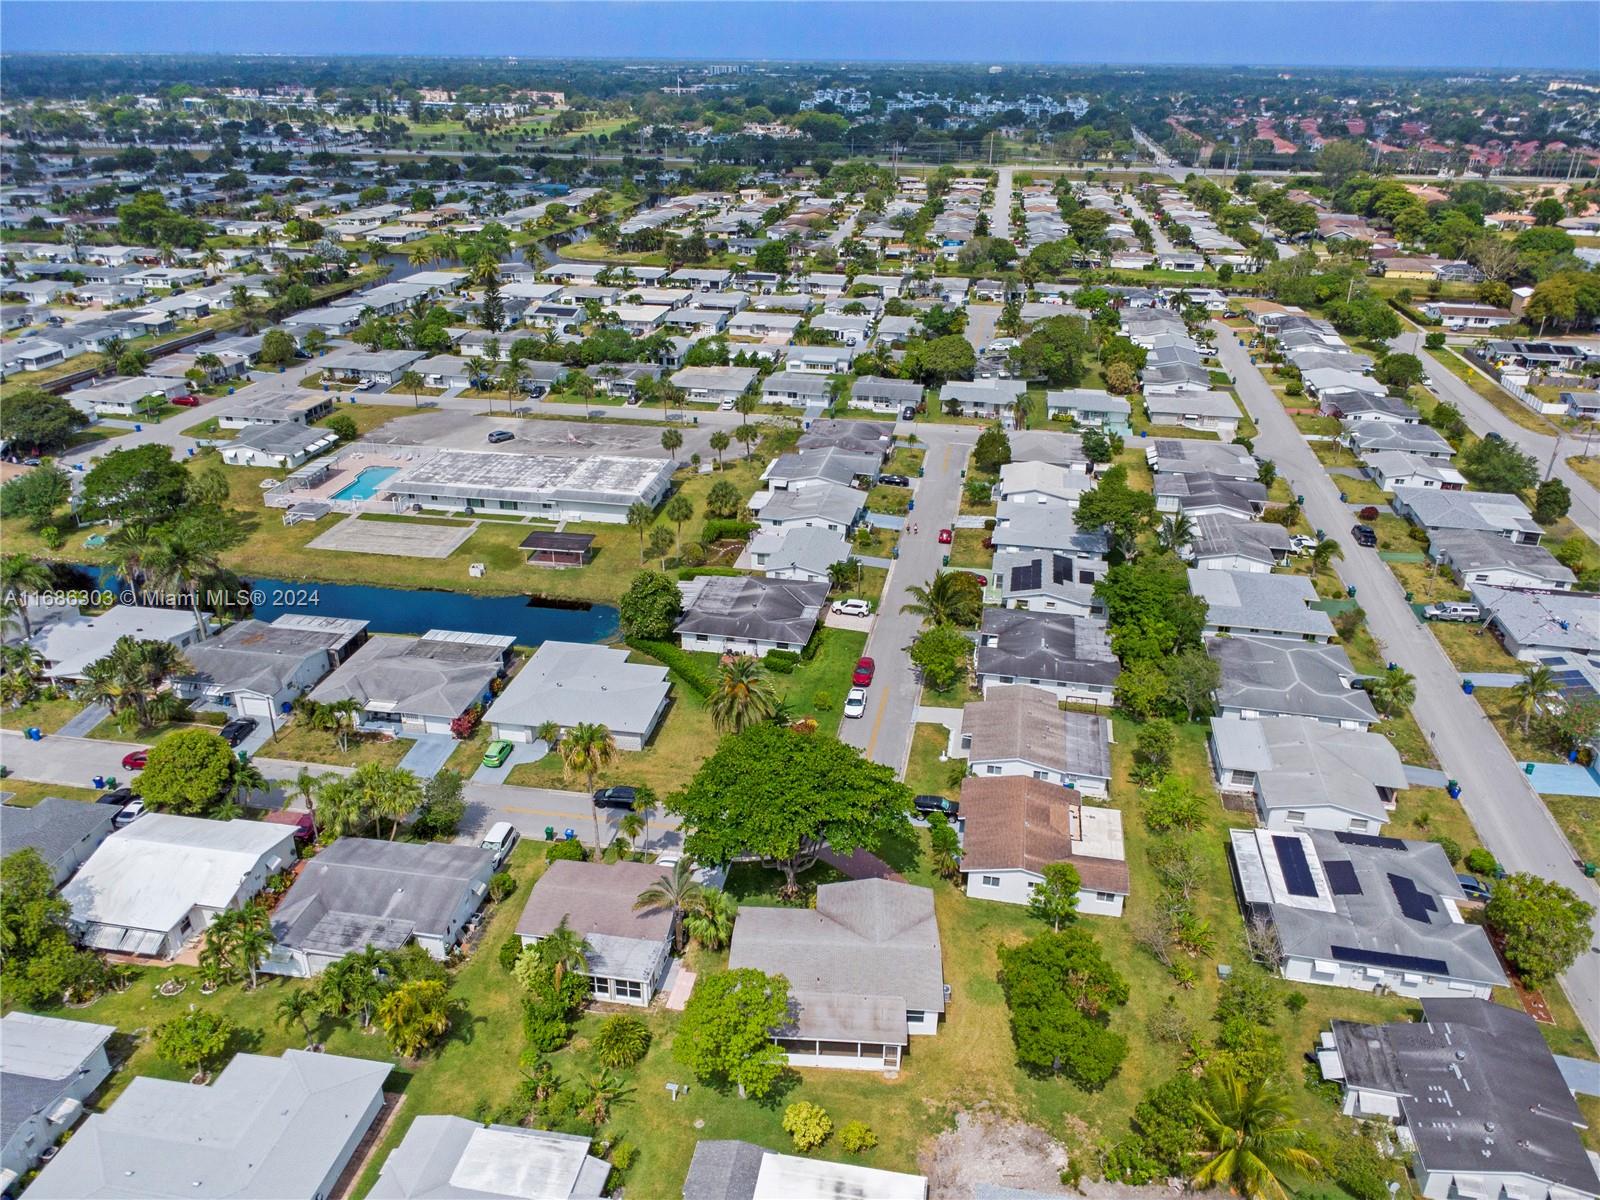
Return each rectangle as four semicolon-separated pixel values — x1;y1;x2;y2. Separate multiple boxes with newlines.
517;860;676;1007
0;1012;116;1187
64;816;298;959
675;575;826;658
26;603;206;684
371;1119;610;1200
485;641;669;751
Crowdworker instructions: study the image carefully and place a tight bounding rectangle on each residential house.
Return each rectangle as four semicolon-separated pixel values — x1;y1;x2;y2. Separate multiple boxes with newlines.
26;603;204;684
1188;514;1293;573
27;1050;391;1200
0;797;116;887
485;641;669;751
675;575;827;658
317;348;426;387
996;460;1095;507
264;838;494;977
64;815;297;959
742;525;851;584
172;614;365;722
1045;388;1132;436
670;365;758;405
991;501;1110;560
1145;438;1258;480
1229;827;1507;999
941;378;1027;420
0;1013;116;1187
991;549;1104;616
220;421;341;470
1362;451;1466;492
1189;569;1335;641
958;776;1131;917
1209;636;1379;729
1321;391;1419;425
681;1141;926;1200
797;418;893;458
1346;422;1456;461
1470;585;1600;659
1144;390;1242;439
1419;301;1516;330
1154;472;1268;521
1210;715;1405;834
728;879;945;1071
850;374;923;414
1391;487;1543;545
370;1118;610;1200
65;375;184;418
1428;530;1575;592
517;860;676;1007
786;344;857;374
1322;999;1600;1200
761;370;832;408
974;609;1120;706
308;629;514;736
961;684;1113;796
763;447;880;490
749;481;863;534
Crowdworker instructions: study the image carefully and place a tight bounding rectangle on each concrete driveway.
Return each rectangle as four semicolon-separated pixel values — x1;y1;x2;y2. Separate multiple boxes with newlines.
471;739;549;784
459;780;682;851
1214;320;1600;1047
398;733;459;778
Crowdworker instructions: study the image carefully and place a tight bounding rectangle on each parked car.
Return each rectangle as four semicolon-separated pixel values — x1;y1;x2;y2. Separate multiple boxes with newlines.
831;598;872;617
113;799;145;828
1485;431;1504;443
719;398;735;410
852;656;876;686
355;378;377;391
1455;874;1493;902
1350;524;1377;547
843;688;868;719
171;394;203;407
1423;602;1482;623
480;821;521;869
1288;534;1318;555
482;739;515;768
900;405;919;421
219;717;258;748
120;750;148;772
879;473;912;488
487;429;515;444
593;785;638;810
523;384;548;399
937;528;953;544
97;786;138;807
913;794;960;819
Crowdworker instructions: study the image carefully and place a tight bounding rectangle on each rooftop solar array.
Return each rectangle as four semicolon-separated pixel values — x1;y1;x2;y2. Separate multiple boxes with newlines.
1388;873;1439;924
1334;830;1407;851
1331;945;1450;975
1272;834;1319;898
1324;859;1363;895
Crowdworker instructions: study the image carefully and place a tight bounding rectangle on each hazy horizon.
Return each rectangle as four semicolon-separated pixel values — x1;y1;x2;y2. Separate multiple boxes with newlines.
3;1;1597;72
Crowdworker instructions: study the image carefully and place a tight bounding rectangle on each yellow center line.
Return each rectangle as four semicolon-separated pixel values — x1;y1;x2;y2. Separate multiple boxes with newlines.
863;686;891;757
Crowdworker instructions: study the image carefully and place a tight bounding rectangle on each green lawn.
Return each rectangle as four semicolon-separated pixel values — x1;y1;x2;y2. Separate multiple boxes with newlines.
904;722;959;800
0;779;104;806
259;720;415;769
0;695;85;734
948;527;992;569
313;403;422;437
1429;623;1522;674
1434;351;1559;436
1545;794;1600;871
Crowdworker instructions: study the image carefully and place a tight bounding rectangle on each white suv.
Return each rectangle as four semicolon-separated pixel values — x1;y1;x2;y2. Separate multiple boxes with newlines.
831;598;872;617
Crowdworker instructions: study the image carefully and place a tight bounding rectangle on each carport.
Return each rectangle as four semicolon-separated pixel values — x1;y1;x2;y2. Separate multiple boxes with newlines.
521;530;595;567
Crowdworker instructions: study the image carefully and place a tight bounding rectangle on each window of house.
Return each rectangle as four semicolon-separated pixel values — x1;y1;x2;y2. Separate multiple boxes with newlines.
1032;770;1048;781
985;765;1001;775
589;977;611;996
1286;810;1306;823
906;1010;925;1023
1349;818;1369;831
1096;892;1116;902
614;979;643;1000
980;875;1001;888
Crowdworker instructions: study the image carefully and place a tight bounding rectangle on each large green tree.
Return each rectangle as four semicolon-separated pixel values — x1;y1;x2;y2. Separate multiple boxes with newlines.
997;927;1129;1088
1460;437;1538;495
669;725;912;893
0;386;89;455
674;967;791;1100
1191;1067;1320;1200
1485;873;1596;988
617;570;683;641
78;444;190;524
136;729;239;815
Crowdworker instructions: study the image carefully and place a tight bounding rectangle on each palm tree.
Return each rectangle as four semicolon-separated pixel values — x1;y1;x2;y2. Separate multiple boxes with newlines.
312;773;364;839
397;368;425;408
624;502;655;562
1156;513;1194;555
320;945;393;1029
407;242;433;267
615;809;646;854
683;887;738;951
351;762;423;840
535;916;589;989
827;558;861;596
1191;1067;1320;1200
292;767;321;838
147;527;223;639
1310;537;1343;574
557;723;616;847
901;570;984;628
709;429;730;469
231;760;268;809
634;858;704;954
81;637;191;731
275;988;324;1048
1512;662;1556;735
578;1067;627;1126
0;644;46;708
376;979;452;1058
1367;664;1417;718
0;554;53;639
707;656;780;734
230;901;273;990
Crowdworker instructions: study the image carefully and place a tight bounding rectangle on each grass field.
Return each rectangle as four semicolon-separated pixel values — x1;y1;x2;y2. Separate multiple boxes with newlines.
0;695;85;734
259;720;415;769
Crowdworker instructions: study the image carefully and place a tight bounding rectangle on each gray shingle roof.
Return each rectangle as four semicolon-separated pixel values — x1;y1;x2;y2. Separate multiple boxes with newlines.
1189;515;1292;566
1210;715;1405;822
964;685;1111;780
976;610;1119;689
309;631;509;721
1429;530;1575;586
1333;999;1599;1195
675;576;827;646
1189;569;1335;639
0;797;115;880
1210;636;1378;726
681;1141;767;1200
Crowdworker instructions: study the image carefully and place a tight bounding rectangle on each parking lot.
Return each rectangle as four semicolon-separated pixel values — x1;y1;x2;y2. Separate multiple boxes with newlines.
359;410;716;460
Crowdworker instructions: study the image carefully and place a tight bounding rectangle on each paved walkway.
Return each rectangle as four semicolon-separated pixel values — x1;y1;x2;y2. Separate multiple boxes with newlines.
662;960;696;1011
914;705;967;758
57;703;109;738
1527;762;1600;799
1461;672;1525;688
398;733;458;778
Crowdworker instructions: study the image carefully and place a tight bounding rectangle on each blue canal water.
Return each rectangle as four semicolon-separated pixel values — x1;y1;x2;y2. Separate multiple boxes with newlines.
66;565;618;646
331;466;399;502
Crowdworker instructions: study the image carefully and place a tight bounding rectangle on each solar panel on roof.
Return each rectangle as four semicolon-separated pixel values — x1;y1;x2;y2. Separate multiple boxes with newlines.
1334;831;1407;850
1272;835;1318;898
1330;945;1450;975
1388;873;1438;924
1324;860;1362;895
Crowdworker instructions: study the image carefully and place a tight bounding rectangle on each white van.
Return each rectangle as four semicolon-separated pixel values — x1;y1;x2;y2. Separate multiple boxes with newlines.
480;821;520;870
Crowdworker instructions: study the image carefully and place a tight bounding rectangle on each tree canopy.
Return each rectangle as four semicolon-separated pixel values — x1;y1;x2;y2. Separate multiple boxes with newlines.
998;927;1129;1088
674;967;792;1100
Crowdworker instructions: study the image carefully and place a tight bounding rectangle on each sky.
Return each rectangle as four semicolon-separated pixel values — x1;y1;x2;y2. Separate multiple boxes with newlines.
3;1;1597;71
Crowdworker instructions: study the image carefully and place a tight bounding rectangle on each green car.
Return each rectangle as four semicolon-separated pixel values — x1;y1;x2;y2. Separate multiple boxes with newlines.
482;739;515;768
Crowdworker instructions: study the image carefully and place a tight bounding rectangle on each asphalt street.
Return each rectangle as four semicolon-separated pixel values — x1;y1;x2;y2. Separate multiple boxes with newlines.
1214;321;1600;1046
838;424;976;775
989;165;1014;240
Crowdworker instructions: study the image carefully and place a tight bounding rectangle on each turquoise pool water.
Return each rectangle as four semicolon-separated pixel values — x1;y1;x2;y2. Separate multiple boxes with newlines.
332;466;399;501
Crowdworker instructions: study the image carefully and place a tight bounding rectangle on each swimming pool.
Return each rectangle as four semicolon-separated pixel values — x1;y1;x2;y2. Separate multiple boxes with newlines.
332;466;399;502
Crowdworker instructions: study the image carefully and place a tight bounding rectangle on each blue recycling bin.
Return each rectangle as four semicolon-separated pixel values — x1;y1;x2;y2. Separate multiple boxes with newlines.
92;776;105;790
1462;680;1475;695
134;424;143;433
563;828;576;841
1446;780;1461;799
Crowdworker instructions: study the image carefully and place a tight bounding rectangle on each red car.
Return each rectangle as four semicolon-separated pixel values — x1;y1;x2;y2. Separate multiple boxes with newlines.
852;656;876;686
121;750;148;771
937;528;953;544
171;394;203;407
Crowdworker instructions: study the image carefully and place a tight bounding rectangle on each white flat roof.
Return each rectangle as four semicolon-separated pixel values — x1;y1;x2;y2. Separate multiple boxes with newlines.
752;1152;926;1200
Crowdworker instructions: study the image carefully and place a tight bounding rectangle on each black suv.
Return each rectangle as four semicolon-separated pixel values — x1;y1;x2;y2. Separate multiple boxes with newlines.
879;473;912;488
593;786;638;810
1350;524;1377;547
913;794;960;819
219;717;258;747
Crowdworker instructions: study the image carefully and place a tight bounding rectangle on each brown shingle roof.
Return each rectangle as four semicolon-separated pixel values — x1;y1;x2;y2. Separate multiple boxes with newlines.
958;776;1131;895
